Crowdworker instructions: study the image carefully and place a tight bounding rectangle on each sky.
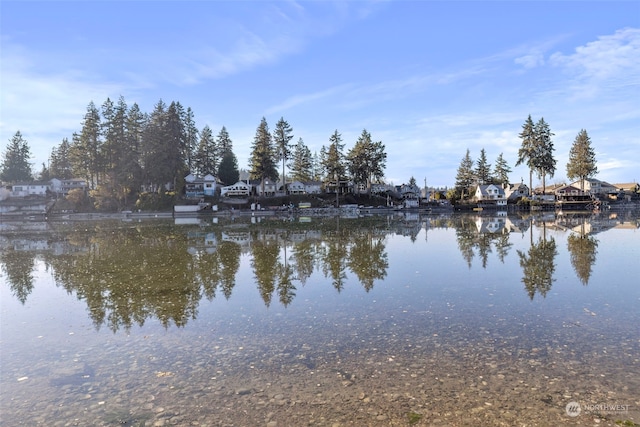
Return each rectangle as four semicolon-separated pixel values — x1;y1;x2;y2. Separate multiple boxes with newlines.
1;1;639;188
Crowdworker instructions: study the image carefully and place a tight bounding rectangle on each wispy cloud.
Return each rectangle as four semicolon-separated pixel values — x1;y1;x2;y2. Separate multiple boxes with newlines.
549;27;640;98
265;84;354;115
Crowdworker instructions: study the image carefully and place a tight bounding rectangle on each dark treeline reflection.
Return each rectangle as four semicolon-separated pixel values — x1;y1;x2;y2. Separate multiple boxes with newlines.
0;218;392;331
0;213;627;330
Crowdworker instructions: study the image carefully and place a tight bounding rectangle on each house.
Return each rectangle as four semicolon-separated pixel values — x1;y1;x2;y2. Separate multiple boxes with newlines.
303;181;322;194
555;185;584;198
475;216;507;234
371;183;393;195
184;173;218;198
221;181;252;197
50;178;88;195
287;181;306;195
250;178;277;196
504;183;529;201
613;183;639;201
475;184;507;206
571;178;617;196
10;181;50;198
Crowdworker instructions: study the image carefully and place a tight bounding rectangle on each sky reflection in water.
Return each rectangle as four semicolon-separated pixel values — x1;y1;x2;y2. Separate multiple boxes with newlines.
1;212;639;426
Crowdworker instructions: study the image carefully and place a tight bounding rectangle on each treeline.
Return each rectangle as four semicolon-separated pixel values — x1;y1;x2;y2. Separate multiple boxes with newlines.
2;95;389;210
451;115;598;201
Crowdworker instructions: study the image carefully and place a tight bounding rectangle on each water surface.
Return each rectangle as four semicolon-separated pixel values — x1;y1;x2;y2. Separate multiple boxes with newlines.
1;212;638;426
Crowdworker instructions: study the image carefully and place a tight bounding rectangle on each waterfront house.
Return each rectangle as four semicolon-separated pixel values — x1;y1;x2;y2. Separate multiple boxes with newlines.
287;181;306;195
474;184;507;206
221;181;252;197
504;183;529;201
571;178;617;196
184;173;218;198
50;178;88;195
250;178;277;197
10;181;50;198
303;181;322;194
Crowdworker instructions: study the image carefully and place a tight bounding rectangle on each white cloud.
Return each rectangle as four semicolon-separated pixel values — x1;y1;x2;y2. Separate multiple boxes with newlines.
549;27;640;97
514;52;545;69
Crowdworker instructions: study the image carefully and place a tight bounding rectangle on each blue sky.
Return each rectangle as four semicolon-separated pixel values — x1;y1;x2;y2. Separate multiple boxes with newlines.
1;1;638;187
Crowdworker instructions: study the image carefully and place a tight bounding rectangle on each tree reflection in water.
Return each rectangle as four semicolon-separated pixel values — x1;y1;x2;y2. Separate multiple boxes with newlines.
0;248;35;304
518;235;558;300
567;234;598;286
0;213;619;330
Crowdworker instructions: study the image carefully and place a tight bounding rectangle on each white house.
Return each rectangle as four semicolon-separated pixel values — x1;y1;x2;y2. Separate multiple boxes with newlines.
11;181;50;198
252;179;277;196
221;181;252;197
287;181;306;195
184;173;218;197
475;184;507;206
504;183;529;201
50;178;88;195
571;178;617;196
303;181;322;194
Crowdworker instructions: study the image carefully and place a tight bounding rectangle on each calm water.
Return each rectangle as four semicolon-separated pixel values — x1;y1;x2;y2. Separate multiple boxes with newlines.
1;212;639;426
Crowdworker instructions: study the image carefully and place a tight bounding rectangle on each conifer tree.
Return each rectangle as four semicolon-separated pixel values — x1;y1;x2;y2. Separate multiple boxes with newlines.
216;126;233;154
217;151;240;185
273;117;294;192
249;117;278;195
70;102;102;188
493;153;512;186
346;129;386;194
533;117;556;194
290;138;313;182
1;131;33;182
455;149;475;199
49;138;74;180
193;125;217;176
322;130;346;193
516;115;536;194
475;148;492;185
567;129;598;191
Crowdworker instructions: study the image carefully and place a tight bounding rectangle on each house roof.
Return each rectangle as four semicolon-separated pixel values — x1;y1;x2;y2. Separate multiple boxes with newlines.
613;183;639;191
555;185;582;193
476;184;505;195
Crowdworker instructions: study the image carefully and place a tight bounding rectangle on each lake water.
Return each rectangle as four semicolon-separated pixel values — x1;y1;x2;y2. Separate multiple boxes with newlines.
1;212;638;426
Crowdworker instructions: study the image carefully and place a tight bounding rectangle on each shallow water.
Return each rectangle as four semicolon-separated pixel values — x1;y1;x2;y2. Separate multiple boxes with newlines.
1;212;638;426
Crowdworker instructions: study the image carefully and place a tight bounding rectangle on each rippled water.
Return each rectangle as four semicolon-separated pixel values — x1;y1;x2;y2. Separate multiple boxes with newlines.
1;212;639;426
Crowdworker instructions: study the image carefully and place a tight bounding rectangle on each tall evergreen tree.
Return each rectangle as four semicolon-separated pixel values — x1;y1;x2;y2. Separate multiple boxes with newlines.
70;102;102;188
1;131;33;182
533;117;556;194
248;117;278;195
165;101;188;185
566;129;598;191
216;126;233;154
346;129;387;194
193;125;218;176
455;149;475;199
290;138;313;182
217;150;240;185
123;102;145;194
140;99;168;191
493;152;512;186
49;138;74;179
322;130;346;192
475;148;492;185
100;96;130;203
311;151;323;181
273;117;294;192
516;115;536;194
184;107;199;172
